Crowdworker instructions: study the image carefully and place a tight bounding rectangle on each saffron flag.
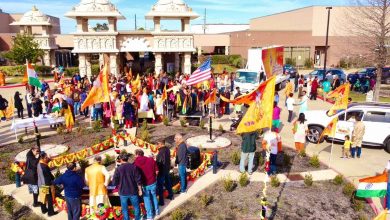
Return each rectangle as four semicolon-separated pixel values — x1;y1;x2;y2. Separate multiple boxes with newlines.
221;77;276;105
318;117;338;143
356;172;388;198
186;57;212;86
373;209;388;220
5;98;14;119
327;83;350;116
161;84;167;102
131;74;141;94
22;69;28;85
204;88;217;105
236;77;276;134
26;61;42;89
81;63;110;111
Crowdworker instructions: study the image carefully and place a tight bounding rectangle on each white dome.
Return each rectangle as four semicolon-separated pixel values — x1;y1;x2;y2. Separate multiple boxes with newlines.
146;0;199;19
65;0;125;19
13;6;51;26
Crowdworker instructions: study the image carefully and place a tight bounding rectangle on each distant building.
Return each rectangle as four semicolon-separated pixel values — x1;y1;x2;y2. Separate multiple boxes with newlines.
191;24;249;34
230;6;367;67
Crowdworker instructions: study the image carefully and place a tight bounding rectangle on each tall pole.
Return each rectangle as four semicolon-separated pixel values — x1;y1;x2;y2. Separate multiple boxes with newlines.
323;7;332;80
203;8;207;34
135;14;137;30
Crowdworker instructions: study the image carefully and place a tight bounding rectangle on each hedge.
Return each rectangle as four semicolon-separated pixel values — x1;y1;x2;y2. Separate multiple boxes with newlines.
0;64;101;77
211;55;241;65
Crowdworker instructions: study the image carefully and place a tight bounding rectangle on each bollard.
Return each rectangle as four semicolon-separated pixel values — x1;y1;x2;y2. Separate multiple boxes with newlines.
123;131;128;146
15;173;21;188
213;150;218;174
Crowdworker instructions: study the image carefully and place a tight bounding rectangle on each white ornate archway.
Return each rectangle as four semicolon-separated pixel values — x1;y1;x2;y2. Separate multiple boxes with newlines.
119;37;152;52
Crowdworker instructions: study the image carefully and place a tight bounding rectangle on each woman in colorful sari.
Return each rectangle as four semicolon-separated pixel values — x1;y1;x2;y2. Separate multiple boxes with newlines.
61;101;74;133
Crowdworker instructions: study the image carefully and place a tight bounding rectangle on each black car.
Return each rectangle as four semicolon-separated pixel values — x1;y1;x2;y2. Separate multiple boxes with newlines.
283;64;297;78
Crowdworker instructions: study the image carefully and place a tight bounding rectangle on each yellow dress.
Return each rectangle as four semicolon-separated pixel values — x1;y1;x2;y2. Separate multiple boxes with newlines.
64;106;74;128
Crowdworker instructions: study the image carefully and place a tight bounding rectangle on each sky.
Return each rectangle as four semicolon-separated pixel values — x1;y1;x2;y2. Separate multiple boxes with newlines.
1;0;349;34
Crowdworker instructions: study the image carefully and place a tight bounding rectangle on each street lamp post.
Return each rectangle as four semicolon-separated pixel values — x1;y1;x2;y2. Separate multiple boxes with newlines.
323;6;332;80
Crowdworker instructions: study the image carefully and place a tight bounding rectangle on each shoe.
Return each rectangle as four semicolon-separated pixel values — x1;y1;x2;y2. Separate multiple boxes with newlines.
32;203;40;207
357;156;360;158
155;211;160;216
248;172;253;175
42;209;48;214
48;211;58;217
167;195;174;200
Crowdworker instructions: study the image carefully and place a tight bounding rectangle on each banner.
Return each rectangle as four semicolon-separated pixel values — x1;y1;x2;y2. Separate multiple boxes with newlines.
236;77;276;134
262;46;284;78
327;83;350;116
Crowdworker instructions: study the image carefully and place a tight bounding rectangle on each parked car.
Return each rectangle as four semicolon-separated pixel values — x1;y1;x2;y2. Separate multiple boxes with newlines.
348;67;390;85
304;103;390;152
304;68;346;86
283;64;297;78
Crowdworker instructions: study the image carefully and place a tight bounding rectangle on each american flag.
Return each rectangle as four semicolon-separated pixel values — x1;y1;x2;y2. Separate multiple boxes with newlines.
186;57;212;85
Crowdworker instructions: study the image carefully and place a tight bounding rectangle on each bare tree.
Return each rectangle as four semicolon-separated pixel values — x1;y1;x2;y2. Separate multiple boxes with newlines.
347;0;390;101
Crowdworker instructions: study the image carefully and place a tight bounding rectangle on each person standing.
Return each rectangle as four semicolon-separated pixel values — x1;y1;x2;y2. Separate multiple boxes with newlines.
72;88;81;116
310;77;319;100
37;152;57;216
112;154;142;220
53;162;84;220
295;91;309;114
0;95;8;121
298;75;304;97
14;91;24;119
85;156;110;210
351;116;365;158
262;127;281;175
286;93;295;123
293;113;308;152
294;74;299;93
23;146;40;207
156;139;173;206
239;131;258;175
322;79;331;102
272;102;281;133
174;134;188;193
284;79;293;106
385;160;390;210
25;91;33;118
61;101;74;133
134;149;159;219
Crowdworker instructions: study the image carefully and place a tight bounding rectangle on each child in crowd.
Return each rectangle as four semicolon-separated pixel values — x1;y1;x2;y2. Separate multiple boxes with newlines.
343;135;352;158
286;93;295;123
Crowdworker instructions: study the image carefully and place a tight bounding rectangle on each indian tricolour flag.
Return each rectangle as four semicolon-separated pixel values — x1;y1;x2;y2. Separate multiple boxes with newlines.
51;103;61;113
26;61;42;89
356;172;388;198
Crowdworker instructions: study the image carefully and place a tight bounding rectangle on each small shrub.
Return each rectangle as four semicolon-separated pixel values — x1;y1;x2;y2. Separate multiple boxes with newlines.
56;126;64;135
171;209;185;220
298;149;307;157
3;197;15;216
17;135;24;144
238;172;250;187
342;183;356;197
6;169;15;183
218;124;224;133
163;116;169;126
304;58;314;69
140;129;151;142
231;151;240;165
309;155;320;168
358;214;368;220
199;119;206;129
304;174;313;186
92;120;102;132
333;175;344;185
222;175;236;192
179;118;187;127
283;153;291;166
352;199;364;211
54;168;61;178
78;158;89;171
285;58;296;66
258;154;265;166
270;175;280;187
0;189;5;203
103;154;116;166
199;193;213;207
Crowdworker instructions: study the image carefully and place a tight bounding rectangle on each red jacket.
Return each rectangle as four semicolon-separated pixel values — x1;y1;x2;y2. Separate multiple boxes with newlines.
134;156;158;186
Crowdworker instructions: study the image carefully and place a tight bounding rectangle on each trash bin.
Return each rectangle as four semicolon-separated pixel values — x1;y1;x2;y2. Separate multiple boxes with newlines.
187;146;201;170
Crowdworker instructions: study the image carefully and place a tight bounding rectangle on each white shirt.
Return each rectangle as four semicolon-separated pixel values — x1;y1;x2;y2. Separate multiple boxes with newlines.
263;131;281;155
286;97;295;111
386;160;390;170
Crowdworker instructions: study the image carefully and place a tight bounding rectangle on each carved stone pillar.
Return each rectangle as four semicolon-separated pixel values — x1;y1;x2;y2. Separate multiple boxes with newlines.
99;53;104;68
50;50;56;67
155;52;162;76
86;54;92;79
225;46;229;55
183;52;191;75
197;47;202;64
43;50;51;66
79;54;86;77
110;53;119;77
175;53;180;72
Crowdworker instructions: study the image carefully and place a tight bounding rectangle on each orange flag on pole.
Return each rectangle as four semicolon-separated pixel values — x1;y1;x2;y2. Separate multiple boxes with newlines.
22;69;28;85
221;76;276;105
318;116;338;143
204;88;217;105
161;84;167;102
236;77;276;134
81;63;110;111
327;83;350;116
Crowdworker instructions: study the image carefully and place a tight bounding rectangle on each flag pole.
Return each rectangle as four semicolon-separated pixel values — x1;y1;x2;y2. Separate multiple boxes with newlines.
329;138;335;169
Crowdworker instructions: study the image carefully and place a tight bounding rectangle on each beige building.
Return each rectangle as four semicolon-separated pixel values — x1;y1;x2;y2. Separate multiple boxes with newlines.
230;6;366;67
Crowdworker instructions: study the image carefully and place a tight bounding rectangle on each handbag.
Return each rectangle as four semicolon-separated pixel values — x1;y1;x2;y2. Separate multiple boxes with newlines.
21;168;34;184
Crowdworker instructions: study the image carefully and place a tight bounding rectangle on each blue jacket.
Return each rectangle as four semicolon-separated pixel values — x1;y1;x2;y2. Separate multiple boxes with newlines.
53;170;85;199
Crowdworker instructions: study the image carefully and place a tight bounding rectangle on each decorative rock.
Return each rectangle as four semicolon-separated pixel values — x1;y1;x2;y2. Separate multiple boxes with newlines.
15;144;69;162
186;135;231;149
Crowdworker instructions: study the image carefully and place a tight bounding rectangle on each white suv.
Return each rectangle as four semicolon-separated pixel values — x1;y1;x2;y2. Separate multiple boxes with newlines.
304;103;390;152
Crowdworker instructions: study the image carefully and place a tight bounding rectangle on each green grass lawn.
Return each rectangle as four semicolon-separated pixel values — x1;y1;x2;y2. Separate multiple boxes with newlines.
5;76;53;85
349;91;390;103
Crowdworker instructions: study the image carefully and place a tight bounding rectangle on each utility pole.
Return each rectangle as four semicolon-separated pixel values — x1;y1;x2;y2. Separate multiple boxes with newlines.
323;7;332;80
135;14;137;30
203;8;207;34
